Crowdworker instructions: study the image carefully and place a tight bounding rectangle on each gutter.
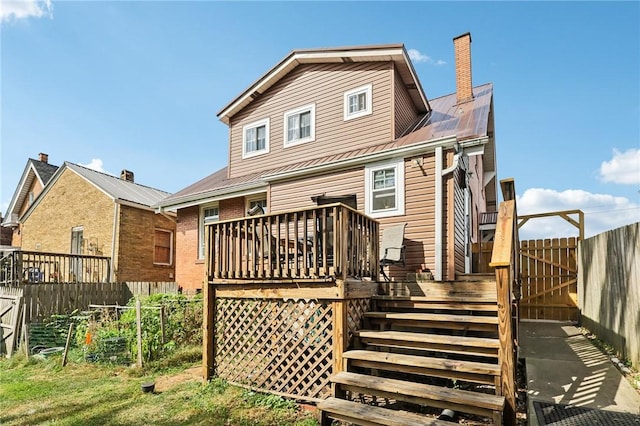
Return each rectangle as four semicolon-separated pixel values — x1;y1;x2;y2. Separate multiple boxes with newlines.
434;146;462;281
155;181;268;213
264;135;459;183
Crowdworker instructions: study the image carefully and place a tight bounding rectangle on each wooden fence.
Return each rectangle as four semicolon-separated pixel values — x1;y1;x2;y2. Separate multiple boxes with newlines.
520;238;578;321
578;222;639;368
0;281;178;324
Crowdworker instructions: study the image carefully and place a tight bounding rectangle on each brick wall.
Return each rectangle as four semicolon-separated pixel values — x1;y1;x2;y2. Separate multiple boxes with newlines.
175;206;204;293
12;176;46;247
116;205;176;282
220;197;246;220
21;169;114;255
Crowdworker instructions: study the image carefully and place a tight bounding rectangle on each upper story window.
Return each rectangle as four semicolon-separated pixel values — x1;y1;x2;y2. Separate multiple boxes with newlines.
242;118;270;159
154;228;173;265
344;84;372;121
28;191;35;206
199;204;219;259
364;159;405;218
284;104;316;147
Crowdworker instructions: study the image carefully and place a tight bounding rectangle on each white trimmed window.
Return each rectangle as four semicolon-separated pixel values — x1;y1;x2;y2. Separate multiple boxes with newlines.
246;195;268;215
199;204;219;259
242;118;270;158
344;84;372;120
154;229;173;265
284;103;315;146
365;159;405;218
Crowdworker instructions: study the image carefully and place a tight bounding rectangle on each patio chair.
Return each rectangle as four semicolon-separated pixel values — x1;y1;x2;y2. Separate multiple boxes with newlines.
379;223;407;282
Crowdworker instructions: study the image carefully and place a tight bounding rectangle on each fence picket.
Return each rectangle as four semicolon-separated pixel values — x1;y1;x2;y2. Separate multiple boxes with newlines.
0;282;178;324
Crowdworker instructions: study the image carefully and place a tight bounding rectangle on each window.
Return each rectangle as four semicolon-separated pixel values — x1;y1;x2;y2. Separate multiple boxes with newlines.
242;118;270;158
28;191;35;206
199;204;219;259
246;195;267;215
344;84;372;120
284;104;315;146
154;229;173;265
365;159;405;218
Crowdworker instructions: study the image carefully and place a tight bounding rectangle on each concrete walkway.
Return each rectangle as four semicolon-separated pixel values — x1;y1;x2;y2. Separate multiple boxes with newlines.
520;320;640;425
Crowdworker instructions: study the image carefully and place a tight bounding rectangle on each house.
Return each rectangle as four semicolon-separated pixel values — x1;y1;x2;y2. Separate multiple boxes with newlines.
8;161;176;282
156;33;497;292
2;153;59;247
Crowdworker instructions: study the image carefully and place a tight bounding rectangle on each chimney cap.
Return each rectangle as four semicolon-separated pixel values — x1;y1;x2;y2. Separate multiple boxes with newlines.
453;32;472;42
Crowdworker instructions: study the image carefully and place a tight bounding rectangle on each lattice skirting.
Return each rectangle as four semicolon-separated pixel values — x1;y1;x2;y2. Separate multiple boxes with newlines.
214;297;370;401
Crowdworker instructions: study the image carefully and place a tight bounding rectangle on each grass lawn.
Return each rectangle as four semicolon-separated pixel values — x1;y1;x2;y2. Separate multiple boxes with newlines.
0;347;319;426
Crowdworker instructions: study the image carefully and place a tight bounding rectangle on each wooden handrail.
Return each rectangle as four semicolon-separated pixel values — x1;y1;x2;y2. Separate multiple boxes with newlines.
489;178;520;426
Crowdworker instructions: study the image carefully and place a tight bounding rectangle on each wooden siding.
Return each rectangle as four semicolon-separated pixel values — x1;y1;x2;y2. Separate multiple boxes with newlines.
228;62;393;179
393;68;419;138
270;168;364;212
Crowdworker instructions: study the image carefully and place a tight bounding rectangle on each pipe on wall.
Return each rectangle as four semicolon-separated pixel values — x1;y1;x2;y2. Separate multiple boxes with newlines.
435;146;461;281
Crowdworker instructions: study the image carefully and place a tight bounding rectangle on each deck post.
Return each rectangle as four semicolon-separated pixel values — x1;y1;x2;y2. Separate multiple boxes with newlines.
203;225;215;382
332;300;348;378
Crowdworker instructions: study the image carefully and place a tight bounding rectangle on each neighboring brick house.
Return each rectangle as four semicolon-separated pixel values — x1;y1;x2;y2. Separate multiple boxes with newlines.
2;153;59;247
157;33;497;292
16;162;176;282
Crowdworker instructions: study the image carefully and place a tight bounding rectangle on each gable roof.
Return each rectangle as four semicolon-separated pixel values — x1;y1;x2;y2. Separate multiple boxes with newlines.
217;44;430;124
2;158;59;227
158;83;493;212
21;162;171;222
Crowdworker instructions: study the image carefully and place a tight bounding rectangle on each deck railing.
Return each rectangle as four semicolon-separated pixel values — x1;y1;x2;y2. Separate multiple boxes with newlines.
0;250;111;285
490;178;521;426
206;203;379;282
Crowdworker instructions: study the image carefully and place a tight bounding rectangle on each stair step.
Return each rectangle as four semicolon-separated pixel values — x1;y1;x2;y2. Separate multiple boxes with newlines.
343;349;501;385
356;330;499;358
365;312;498;332
374;296;498;311
331;371;505;418
318;397;451;426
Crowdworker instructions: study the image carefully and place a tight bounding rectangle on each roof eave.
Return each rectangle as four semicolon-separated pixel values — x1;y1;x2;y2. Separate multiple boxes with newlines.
156;181;268;212
217;44;429;124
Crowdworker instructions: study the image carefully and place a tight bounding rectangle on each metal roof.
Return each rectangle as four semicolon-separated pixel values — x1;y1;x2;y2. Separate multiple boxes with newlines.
158;83;493;211
65;162;170;207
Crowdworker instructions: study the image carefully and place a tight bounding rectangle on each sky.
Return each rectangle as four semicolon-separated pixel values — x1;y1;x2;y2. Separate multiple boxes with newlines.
1;0;639;241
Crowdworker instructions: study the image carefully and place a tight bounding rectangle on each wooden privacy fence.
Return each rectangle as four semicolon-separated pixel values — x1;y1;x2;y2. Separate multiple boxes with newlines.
0;293;23;357
578;222;639;368
517;210;583;321
520;238;578;321
0;281;178;324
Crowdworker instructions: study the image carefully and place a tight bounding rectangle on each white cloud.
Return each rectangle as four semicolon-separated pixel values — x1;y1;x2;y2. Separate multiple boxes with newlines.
0;0;53;22
516;188;639;240
407;48;446;66
599;148;640;185
81;158;105;173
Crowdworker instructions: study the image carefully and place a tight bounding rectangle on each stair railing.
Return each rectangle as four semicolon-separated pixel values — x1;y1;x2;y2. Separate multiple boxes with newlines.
489;178;521;426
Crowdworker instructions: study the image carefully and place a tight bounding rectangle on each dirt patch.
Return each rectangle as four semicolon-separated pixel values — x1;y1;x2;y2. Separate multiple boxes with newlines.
154;365;201;392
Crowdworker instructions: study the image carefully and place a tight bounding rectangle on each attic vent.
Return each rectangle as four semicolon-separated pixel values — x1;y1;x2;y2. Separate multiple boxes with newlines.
120;170;134;183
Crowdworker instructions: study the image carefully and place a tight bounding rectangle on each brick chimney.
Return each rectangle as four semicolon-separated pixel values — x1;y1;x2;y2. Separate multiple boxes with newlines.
38;153;49;163
120;170;134;183
453;32;474;104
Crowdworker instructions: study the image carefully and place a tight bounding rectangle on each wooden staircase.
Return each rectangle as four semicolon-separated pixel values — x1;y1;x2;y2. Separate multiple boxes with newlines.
318;274;506;425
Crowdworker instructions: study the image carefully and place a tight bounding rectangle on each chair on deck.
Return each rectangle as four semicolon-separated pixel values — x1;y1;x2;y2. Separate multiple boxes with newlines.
379;223;407;282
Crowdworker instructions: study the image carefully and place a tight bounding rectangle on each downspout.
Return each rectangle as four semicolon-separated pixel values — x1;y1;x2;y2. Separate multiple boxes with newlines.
435;146;461;281
110;202;120;282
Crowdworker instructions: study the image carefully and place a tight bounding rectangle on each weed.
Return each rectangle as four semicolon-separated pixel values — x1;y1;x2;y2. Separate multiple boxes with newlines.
243;390;298;411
